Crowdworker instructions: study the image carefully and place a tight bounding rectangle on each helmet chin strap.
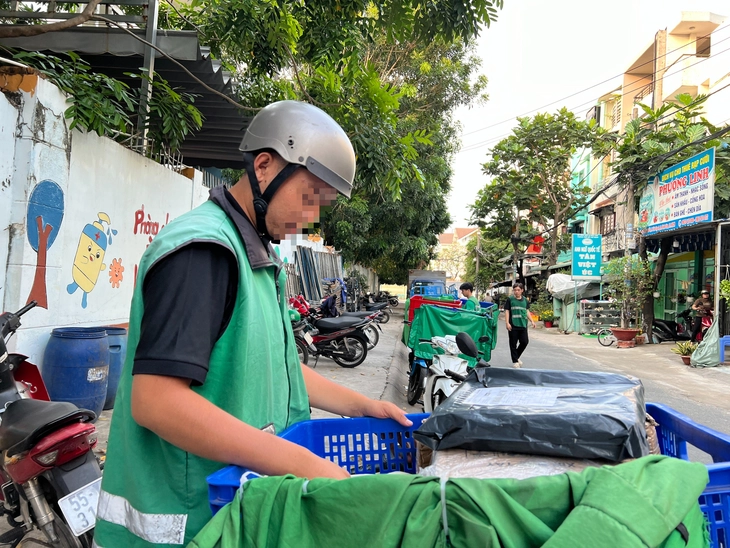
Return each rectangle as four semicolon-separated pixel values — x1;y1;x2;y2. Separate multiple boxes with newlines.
243;152;302;244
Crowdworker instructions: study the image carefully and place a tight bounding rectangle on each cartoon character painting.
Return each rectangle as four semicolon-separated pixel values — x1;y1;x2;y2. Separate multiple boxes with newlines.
109;258;124;288
67;212;118;308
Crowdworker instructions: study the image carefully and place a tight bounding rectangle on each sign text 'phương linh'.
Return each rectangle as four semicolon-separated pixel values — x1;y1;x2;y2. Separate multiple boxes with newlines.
638;148;715;236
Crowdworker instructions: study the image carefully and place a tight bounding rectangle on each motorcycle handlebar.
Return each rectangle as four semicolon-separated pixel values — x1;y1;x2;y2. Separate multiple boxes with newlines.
16;301;37;317
444;369;467;382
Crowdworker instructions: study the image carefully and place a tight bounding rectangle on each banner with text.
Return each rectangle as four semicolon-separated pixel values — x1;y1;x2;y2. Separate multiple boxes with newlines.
638;147;715;236
571;234;602;281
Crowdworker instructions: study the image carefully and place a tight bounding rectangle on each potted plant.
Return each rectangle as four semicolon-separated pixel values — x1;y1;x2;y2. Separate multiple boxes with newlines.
541;311;555;328
603;256;653;342
671;341;698;365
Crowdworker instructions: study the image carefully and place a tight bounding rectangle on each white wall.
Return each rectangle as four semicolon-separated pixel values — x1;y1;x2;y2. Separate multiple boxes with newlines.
0;89;18;305
1;77;209;365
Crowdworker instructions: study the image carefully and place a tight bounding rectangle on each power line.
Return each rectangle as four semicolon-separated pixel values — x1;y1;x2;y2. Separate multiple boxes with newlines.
462;22;730;138
460;38;730;153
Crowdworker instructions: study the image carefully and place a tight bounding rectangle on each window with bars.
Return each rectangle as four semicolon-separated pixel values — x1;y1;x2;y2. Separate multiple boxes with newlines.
600;212;616;235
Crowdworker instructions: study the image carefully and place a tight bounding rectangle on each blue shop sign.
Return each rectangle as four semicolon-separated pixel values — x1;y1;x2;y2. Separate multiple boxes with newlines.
571;234;602;280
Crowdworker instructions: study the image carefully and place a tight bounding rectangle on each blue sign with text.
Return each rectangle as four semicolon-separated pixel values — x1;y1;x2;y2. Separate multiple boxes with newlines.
571;234;602;280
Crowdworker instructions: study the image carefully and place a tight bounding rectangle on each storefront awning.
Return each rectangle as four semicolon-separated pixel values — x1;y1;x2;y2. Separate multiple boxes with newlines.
645;229;715;253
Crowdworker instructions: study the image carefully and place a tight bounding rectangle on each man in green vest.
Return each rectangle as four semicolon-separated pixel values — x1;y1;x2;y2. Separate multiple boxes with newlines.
504;282;536;368
459;282;480;311
94;101;411;547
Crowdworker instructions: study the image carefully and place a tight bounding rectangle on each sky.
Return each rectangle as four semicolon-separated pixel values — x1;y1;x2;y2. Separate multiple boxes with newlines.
448;0;730;228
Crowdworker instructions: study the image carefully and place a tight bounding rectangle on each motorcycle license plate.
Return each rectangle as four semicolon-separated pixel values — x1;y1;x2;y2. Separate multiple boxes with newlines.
304;332;314;345
58;477;101;536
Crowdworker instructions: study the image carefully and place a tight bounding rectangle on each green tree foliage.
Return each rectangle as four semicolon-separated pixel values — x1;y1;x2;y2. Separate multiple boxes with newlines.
594;94;730;334
319;37;488;283
471;108;607;267
10;50;202;153
167;0;500;282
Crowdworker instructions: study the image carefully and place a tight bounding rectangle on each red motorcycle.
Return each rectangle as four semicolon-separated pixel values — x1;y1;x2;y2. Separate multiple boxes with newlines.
289;295;382;351
0;302;101;547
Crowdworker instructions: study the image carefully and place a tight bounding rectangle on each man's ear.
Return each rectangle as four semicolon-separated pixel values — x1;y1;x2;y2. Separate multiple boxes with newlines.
252;151;278;189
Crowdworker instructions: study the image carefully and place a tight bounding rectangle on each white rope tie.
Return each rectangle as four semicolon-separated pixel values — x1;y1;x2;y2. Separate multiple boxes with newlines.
440;477;450;544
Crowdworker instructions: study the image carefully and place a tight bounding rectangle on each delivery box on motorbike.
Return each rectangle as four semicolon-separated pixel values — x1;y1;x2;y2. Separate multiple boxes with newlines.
407;304;498;364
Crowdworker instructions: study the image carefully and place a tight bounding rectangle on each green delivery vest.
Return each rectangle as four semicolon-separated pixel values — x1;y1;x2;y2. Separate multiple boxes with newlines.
93;200;310;547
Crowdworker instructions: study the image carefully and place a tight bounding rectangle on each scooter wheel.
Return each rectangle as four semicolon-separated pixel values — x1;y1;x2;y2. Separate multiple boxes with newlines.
379;310;390;324
407;365;424;405
295;337;310;366
333;337;367;368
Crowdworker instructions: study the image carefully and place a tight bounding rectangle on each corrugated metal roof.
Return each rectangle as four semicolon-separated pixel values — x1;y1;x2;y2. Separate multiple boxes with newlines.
1;29;250;168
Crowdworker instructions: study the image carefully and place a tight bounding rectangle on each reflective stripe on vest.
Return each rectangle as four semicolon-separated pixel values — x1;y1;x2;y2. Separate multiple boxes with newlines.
96;489;187;545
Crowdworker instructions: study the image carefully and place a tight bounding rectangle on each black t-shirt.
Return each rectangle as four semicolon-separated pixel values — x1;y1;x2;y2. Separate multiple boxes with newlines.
132;242;238;385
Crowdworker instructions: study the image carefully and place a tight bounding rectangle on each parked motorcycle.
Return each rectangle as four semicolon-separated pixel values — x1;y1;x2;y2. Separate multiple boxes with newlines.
421;333;491;412
363;301;391;324
340;310;383;349
360;293;395;320
294;316;370;368
421;336;471;413
0;302;101;547
652;309;704;343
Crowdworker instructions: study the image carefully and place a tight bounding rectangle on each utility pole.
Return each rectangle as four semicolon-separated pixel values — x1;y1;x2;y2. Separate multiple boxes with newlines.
475;230;480;299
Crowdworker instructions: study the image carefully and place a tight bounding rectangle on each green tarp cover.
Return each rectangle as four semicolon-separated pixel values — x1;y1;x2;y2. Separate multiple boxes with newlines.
190;455;709;548
407;305;499;362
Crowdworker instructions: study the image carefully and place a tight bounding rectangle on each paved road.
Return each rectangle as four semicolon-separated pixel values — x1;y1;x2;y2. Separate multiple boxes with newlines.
384;310;730;464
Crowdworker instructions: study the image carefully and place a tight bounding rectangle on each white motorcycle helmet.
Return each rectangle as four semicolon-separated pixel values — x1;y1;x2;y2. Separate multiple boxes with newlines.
239;101;356;241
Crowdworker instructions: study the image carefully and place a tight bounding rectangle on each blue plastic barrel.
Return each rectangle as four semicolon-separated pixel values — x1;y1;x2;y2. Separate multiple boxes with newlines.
100;327;127;410
43;328;109;418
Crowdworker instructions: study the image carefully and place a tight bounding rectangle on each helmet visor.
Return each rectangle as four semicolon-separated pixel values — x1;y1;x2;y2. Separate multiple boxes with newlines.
307;156;353;198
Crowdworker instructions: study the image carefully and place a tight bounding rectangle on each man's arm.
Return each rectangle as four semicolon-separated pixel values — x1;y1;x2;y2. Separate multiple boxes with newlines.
300;365;412;425
503;299;512;331
131;375;349;479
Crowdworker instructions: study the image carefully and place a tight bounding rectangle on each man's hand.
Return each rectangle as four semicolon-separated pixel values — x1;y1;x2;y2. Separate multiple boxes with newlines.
530;321;537;329
506;323;512;331
360;399;413;427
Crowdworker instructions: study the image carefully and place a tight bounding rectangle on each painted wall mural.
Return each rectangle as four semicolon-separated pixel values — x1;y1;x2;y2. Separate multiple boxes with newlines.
26;180;65;309
132;204;171;285
67;212;118;308
108;258;124;288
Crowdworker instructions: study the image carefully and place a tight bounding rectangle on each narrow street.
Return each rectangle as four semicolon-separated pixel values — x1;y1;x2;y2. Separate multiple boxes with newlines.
383;307;730;439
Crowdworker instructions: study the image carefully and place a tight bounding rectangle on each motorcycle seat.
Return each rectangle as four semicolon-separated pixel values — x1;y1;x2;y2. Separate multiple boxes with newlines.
341;311;374;319
0;399;95;457
365;302;387;311
315;317;366;333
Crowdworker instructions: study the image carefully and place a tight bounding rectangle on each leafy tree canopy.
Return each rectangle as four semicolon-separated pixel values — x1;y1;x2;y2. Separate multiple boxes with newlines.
471;108;608;264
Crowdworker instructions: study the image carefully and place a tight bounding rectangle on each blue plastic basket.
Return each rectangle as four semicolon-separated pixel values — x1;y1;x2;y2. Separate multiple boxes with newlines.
207;413;429;515
647;403;730;548
207;404;730;548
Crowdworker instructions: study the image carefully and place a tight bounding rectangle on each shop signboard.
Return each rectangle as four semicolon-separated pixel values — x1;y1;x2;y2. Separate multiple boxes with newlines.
639;147;715;236
571;234;602;280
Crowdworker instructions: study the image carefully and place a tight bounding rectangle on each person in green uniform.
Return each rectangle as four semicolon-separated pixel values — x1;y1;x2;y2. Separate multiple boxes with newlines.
503;282;536;368
94;101;411;547
459;282;480;311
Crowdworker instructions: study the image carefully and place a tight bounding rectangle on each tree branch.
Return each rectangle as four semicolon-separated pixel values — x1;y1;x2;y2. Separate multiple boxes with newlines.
0;0;103;39
282;43;338;108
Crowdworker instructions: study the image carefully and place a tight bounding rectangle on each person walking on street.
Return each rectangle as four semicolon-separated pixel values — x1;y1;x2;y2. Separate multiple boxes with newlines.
94;101;411;547
690;289;713;342
460;282;480;311
504;282;536;367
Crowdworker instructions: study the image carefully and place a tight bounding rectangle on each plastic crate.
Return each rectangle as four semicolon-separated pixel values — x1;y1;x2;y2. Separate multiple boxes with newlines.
207;413;429;515
647;402;730;548
207;405;730;548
